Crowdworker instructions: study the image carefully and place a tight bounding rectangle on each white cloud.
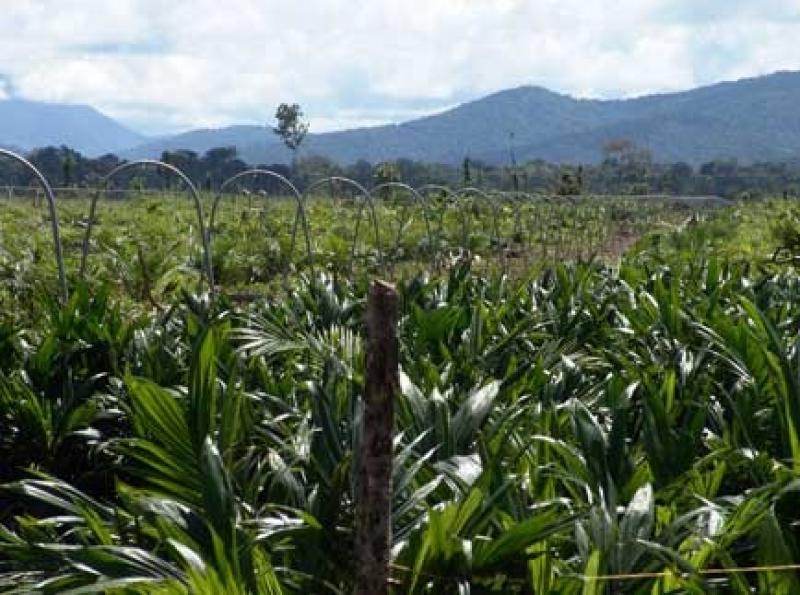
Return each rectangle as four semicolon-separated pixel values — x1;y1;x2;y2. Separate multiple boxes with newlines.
0;0;799;135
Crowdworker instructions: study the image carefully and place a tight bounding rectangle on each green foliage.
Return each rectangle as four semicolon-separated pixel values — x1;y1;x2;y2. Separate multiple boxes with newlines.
272;103;309;154
1;197;800;591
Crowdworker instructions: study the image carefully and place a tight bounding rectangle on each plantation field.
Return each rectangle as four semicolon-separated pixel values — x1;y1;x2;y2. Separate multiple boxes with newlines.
2;190;800;592
0;190;729;311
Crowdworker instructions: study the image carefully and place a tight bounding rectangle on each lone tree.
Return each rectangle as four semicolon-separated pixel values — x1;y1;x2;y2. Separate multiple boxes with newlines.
273;103;309;157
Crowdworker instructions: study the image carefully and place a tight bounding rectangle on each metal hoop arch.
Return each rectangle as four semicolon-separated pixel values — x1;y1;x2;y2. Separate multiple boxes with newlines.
451;186;496;249
371;182;435;269
0;149;68;302
79;160;215;290
303;176;384;276
210;169;314;279
417;184;458;250
490;190;526;233
417;184;455;197
459;186;504;238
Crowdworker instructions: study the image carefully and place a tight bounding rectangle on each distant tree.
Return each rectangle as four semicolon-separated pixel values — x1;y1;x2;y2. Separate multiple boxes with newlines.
273;103;309;158
601;139;654;193
159;151;173;190
508;132;519;191
28;147;66;186
667;162;693;194
349;159;374;187
12;140;800;201
203;146;238;169
160;150;200;188
556;166;582;196
201;146;244;188
374;162;399;186
463;157;471;186
251;162;292;193
290;154;341;189
86;153;122;185
62;151;74;186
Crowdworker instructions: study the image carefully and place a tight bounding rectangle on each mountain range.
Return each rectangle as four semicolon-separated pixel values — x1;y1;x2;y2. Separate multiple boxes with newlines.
3;71;800;165
0;99;145;156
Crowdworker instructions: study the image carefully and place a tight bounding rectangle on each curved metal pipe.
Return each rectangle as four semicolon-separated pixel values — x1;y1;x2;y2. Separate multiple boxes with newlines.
372;182;435;269
416;184;455;197
456;186;500;241
211;168;314;280
452;187;495;248
304;176;384;276
417;184;456;241
80;160;214;290
487;189;525;240
0;149;68;302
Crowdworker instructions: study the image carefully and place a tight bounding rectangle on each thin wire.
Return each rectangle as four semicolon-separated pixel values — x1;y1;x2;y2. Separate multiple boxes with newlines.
388;561;800;584
585;563;800;582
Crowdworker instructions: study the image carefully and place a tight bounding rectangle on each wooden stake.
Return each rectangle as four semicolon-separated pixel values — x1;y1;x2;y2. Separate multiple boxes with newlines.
354;280;398;595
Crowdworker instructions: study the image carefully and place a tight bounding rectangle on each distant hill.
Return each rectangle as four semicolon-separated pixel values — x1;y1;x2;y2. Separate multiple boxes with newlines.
7;71;800;165
0;99;145;156
478;72;800;164
123;71;800;165
124;86;624;164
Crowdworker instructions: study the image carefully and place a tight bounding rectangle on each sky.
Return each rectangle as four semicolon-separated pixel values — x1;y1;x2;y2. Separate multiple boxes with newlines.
1;0;799;136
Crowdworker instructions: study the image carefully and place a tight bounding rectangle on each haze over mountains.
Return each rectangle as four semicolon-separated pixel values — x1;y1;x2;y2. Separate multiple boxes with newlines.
3;71;800;165
0;99;145;156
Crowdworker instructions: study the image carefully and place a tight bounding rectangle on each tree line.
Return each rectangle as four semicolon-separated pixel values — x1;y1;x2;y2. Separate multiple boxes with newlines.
2;141;800;199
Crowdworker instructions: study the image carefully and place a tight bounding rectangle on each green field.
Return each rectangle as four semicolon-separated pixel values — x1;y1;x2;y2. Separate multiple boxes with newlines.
2;191;800;592
0;191;725;308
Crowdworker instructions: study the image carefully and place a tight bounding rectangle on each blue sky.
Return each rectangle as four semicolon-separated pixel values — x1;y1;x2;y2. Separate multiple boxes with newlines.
1;0;799;136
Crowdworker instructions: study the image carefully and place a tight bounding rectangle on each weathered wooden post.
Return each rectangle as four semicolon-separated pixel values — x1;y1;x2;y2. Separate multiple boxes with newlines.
354;280;398;595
